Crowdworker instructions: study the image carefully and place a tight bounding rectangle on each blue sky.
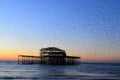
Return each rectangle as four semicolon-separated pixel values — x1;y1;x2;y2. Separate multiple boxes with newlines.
0;0;120;62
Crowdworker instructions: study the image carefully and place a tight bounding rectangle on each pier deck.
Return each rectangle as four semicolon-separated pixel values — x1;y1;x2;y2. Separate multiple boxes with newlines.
18;47;80;65
18;55;80;65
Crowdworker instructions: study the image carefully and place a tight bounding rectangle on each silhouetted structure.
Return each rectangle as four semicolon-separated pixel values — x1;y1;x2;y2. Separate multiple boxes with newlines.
18;47;80;65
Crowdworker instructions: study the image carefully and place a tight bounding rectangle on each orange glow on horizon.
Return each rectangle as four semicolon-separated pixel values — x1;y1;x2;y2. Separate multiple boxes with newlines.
0;49;120;62
0;48;39;60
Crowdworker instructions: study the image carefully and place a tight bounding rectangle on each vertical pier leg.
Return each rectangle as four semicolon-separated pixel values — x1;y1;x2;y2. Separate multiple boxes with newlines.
18;56;19;64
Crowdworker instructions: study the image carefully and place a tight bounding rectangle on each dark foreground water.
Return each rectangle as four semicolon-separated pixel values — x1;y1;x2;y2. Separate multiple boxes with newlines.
0;61;120;80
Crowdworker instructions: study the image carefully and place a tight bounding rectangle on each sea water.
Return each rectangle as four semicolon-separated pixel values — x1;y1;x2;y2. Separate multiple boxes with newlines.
0;61;120;80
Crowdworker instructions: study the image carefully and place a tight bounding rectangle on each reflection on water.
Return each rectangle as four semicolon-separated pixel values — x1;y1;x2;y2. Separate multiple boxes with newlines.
0;61;120;80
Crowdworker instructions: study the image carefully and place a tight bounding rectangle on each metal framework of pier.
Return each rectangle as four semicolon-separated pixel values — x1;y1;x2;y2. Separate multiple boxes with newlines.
18;47;80;65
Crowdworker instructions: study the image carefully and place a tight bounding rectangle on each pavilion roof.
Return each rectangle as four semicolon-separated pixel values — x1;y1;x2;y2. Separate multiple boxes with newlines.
40;47;65;52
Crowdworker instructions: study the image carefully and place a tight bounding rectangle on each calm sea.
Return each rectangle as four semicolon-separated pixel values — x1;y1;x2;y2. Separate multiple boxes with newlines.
0;61;120;80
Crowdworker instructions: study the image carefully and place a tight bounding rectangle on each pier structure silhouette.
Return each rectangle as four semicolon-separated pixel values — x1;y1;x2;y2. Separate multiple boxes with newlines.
18;47;80;65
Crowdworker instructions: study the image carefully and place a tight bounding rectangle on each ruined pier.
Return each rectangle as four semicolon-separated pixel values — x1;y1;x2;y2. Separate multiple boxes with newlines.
18;47;80;65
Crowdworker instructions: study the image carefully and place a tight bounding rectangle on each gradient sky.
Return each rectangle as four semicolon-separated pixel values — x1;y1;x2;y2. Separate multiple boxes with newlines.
0;0;120;62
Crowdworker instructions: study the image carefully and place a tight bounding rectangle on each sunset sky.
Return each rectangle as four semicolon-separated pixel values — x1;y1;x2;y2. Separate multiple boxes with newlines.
0;0;120;62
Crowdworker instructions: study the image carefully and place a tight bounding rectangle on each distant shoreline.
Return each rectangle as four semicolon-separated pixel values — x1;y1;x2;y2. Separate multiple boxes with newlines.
0;60;120;64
